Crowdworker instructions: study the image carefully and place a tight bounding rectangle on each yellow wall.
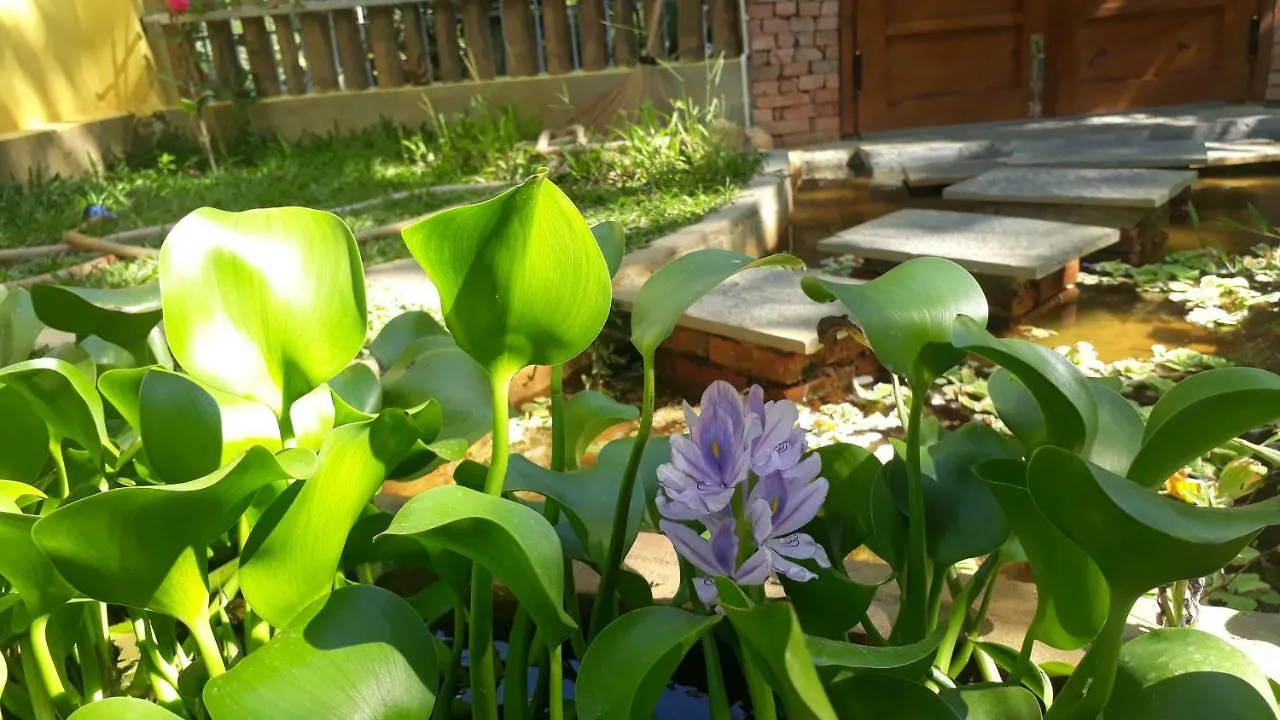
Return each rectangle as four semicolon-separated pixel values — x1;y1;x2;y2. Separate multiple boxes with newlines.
0;0;167;135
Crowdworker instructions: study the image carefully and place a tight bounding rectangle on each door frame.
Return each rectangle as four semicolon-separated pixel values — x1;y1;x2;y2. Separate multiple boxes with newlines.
839;0;857;136
1250;0;1280;99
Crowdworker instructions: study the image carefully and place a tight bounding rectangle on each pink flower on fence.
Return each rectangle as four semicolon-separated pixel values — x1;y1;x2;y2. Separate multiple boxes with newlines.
167;0;191;14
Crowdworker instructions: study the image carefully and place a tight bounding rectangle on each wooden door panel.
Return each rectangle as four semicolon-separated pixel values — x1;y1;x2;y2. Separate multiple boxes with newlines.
857;0;1047;133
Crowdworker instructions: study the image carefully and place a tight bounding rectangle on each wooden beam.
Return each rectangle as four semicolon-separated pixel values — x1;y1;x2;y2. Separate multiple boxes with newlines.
677;0;704;61
642;0;665;58
541;0;573;74
502;0;539;76
367;6;406;86
206;19;242;94
298;13;340;91
577;0;608;70
241;13;283;96
460;0;496;79
709;0;739;56
612;0;636;65
331;9;371;89
433;0;465;81
273;15;308;94
401;4;433;83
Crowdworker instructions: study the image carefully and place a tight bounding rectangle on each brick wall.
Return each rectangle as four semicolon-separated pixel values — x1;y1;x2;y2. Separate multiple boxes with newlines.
746;0;842;148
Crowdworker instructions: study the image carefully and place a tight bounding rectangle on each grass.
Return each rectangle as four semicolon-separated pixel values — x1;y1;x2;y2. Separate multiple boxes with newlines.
1;98;759;288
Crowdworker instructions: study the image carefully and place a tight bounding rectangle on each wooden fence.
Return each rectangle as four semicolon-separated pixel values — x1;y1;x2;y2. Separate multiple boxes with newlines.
141;0;743;99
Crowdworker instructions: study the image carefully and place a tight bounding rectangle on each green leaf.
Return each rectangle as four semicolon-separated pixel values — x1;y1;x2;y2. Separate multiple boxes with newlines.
783;563;879;641
988;368;1048;452
0;480;45;510
803;257;987;379
401;175;612;380
576;606;720;720
380;484;576;646
816;443;883;558
369;311;449;371
1028;447;1280;601
591;221;626;278
0;511;77;619
0;358;109;468
976;642;1054;707
914;424;1018;567
160;206;367;418
806;629;942;678
240;413;419;627
562;391;638;469
632;249;803;357
1129;368;1280;487
0;386;49;483
0;286;43;366
330;362;382;416
975;457;1107;650
30;283;162;355
79;335;139;371
939;684;1043;719
204;585;438;720
1084;383;1145;477
827;675;959;719
716;581;838;720
381;341;493;466
67;697;185;719
1107;628;1277;719
33;447;293;626
953;317;1096;452
98;366;148;430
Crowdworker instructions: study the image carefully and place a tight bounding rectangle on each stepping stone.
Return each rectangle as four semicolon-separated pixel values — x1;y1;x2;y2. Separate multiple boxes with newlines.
817;209;1118;281
903;159;1001;188
943;167;1196;209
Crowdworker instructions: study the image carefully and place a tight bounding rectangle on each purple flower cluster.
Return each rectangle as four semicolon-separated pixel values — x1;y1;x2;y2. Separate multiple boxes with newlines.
657;382;831;604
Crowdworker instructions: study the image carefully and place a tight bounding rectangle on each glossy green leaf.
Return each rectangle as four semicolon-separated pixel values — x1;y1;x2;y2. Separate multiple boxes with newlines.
1106;628;1277;719
402;175;612;379
953;316;1096;452
0;386;49;483
803;258;987;379
591;220;626;278
67;697;185;719
975;457;1107;650
1084;383;1145;477
914;424;1018;567
140;369;221;483
240;412;418;627
563;390;638;468
0;358;109;467
160;206;367;417
716;581;837;720
976;641;1054;707
1129;368;1280;487
632;250;803;357
79;335;138;371
988;368;1047;450
204;585;438;720
380;484;575;646
30;283;162;354
0;286;42;365
330;362;382;415
33;447;292;626
1028;447;1280;601
939;684;1043;719
782;562;879;641
98;366;148;430
0;480;45;510
868;459;910;571
381;342;493;463
369;311;449;371
827;675;958;719
0;511;76;618
816;443;882;558
577;606;720;720
806;629;942;678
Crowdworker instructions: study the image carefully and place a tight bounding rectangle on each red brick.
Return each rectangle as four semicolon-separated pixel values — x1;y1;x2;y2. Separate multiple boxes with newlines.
748;3;774;19
825;72;840;88
815;30;838;46
780;105;815;121
779;78;798;92
814;102;838;116
663;327;710;357
797;73;825;90
750;49;770;66
660;354;748;399
774;31;796;48
770;48;795;63
813;87;839;102
794;46;822;62
750;34;776;50
775;1;796;16
819;0;839;14
790;16;815;32
814;115;841;132
1063;258;1080;286
762;17;789;33
798;1;821;15
749;63;781;80
759;118;812;135
823;45;841;59
708;336;810;385
756;92;810;109
810;59;839;73
796;33;814;46
782;61;809;77
752;80;780;96
778;129;839;148
817;15;839;30
748;19;763;35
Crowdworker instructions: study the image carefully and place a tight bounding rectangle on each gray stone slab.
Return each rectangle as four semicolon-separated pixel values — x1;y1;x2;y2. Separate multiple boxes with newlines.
1204;140;1280;167
943;167;1196;209
999;139;1207;169
903;159;1002;188
613;267;859;355
817;209;1119;281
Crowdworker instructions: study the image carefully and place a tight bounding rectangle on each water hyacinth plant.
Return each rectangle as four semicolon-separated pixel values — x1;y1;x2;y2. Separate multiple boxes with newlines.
0;173;1279;720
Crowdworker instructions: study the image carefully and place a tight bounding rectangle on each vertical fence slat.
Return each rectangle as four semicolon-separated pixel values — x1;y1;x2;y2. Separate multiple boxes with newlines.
541;0;573;74
401;4;433;83
677;0;704;61
460;0;497;79
299;13;340;91
241;14;282;96
611;0;636;66
273;15;308;94
434;0;465;81
206;19;242;94
502;0;539;76
710;0;739;57
577;0;607;70
642;0;665;58
367;6;406;87
332;9;371;89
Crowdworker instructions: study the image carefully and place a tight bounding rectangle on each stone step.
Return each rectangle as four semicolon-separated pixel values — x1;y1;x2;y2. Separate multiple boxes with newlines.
943;167;1197;209
817;209;1119;281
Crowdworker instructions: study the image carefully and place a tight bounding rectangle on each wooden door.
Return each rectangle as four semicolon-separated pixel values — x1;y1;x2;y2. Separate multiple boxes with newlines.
855;0;1049;133
1052;0;1257;115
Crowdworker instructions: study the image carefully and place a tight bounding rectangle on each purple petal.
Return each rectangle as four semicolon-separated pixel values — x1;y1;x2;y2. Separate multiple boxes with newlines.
669;435;717;486
747;385;766;420
751;401;801;471
748;499;773;546
709;517;739;573
694;576;719;606
768;551;818;582
700;381;745;438
772;477;828;536
734;548;773;586
660;520;728;577
781;452;822;485
767;532;831;568
681;401;699;436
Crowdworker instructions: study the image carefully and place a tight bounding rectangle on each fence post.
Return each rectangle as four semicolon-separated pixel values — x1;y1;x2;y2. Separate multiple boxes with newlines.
502;0;539;76
239;2;282;96
612;0;636;66
298;12;341;91
332;9;371;89
272;14;308;94
578;0;608;70
206;19;243;95
642;0;665;58
367;6;406;87
434;0;465;81
677;0;705;61
460;0;497;78
541;0;573;74
401;4;434;83
710;0;740;56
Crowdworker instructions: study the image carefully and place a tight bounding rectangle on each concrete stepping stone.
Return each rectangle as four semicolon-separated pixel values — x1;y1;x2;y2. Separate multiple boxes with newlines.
998;139;1207;169
817;209;1118;281
903;159;1001;188
943;167;1196;209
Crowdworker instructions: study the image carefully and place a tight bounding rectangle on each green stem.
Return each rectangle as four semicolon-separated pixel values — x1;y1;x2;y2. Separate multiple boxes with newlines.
702;634;732;720
132;615;180;689
548;643;564;720
561;557;587;661
974;645;1003;683
949;639;976;679
860;617;886;646
929;665;958;690
926;565;948;632
77;616;105;702
550;363;568;472
189;613;227;677
1045;596;1134;720
20;631;58;720
934;553;999;675
433;603;467;720
28;614;76;716
901;374;930;642
1005;619;1038;686
590;358;655;639
504;611;534;720
740;646;778;720
472;375;513;720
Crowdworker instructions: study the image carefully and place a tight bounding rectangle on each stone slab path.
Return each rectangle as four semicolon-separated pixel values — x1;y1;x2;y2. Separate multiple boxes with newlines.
942;167;1196;209
817;209;1118;281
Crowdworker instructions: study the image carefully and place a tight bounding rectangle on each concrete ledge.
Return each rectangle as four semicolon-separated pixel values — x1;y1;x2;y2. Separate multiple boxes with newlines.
0;113;135;181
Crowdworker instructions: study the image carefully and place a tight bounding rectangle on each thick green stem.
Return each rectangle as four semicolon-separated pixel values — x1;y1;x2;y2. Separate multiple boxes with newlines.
77;618;105;702
974;645;1003;683
561;558;587;660
740;646;778;720
471;375;513;720
132;615;180;689
1045;597;1134;720
702;634;732;720
28;614;75;716
433;603;467;720
590;358;655;639
548;643;564;720
504;611;534;720
1005;619;1038;686
20;631;58;720
934;553;999;675
901;375;930;642
189;613;227;677
926;566;948;632
550;364;568;473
